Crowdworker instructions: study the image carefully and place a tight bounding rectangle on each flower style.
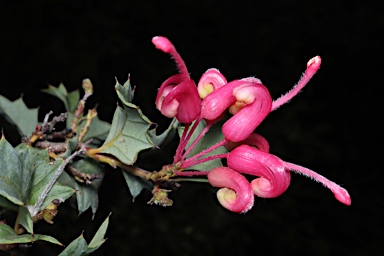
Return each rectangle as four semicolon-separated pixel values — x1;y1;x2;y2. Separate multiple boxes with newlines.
152;36;201;123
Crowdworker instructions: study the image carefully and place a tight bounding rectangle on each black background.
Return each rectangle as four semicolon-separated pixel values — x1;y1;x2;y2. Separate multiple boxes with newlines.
0;0;381;255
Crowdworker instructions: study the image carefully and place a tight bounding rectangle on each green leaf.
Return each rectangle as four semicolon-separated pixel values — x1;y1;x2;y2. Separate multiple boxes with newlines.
0;223;62;246
178;120;228;171
0;136;30;206
58;159;104;216
0;95;38;136
81;115;111;143
58;235;88;256
122;171;152;201
87;214;110;253
18;206;33;234
42;84;80;113
0;138;71;208
58;214;110;255
0;196;18;211
97;106;153;165
148;118;179;148
16;144;75;211
72;160;103;215
66;113;111;145
115;78;135;105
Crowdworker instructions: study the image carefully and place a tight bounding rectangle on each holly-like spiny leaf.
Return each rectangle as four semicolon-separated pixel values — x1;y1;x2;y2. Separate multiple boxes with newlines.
0;196;18;211
148;118;179;148
115;78;135;105
94;106;154;165
122;171;153;201
58;235;88;256
87;213;110;253
0;136;75;234
17;206;33;234
58;214;110;256
0;95;38;137
66;112;111;145
0;136;32;206
42;83;80;113
58;159;104;216
15;143;75;211
0;223;62;246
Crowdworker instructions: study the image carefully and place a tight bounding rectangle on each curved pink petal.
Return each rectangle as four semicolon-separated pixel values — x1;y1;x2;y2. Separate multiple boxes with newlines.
161;79;201;123
197;68;228;99
201;80;239;120
225;133;270;153
155;74;183;109
208;167;254;213
222;83;272;142
227;145;291;198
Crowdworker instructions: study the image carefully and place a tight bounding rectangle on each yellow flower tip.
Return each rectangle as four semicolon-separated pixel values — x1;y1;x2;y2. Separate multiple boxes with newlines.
217;187;237;207
198;83;214;99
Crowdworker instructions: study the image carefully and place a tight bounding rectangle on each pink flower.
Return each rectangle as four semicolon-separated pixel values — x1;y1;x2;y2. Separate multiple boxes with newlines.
201;78;272;142
153;36;201;123
227;145;351;205
208;167;254;213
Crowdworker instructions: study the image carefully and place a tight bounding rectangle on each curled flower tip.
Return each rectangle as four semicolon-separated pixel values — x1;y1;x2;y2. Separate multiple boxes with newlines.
198;68;228;99
208;167;254;213
272;56;322;111
152;36;174;53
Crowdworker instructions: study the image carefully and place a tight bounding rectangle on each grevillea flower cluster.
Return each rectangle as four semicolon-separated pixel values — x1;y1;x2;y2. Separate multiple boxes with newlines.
153;36;351;213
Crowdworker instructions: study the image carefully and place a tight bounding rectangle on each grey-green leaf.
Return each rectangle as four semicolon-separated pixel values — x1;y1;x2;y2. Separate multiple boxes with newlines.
58;214;110;255
148;118;179;148
66;113;111;145
58;235;88;256
58;159;104;216
0;223;62;246
122;171;153;201
0;136;29;206
0;95;38;136
16;144;75;211
0;196;18;211
97;106;153;165
87;214;110;253
18;206;33;234
115;78;135;105
42;83;80;113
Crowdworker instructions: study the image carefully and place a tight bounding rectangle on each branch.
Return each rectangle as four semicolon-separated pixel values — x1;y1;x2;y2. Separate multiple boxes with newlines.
27;145;87;217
